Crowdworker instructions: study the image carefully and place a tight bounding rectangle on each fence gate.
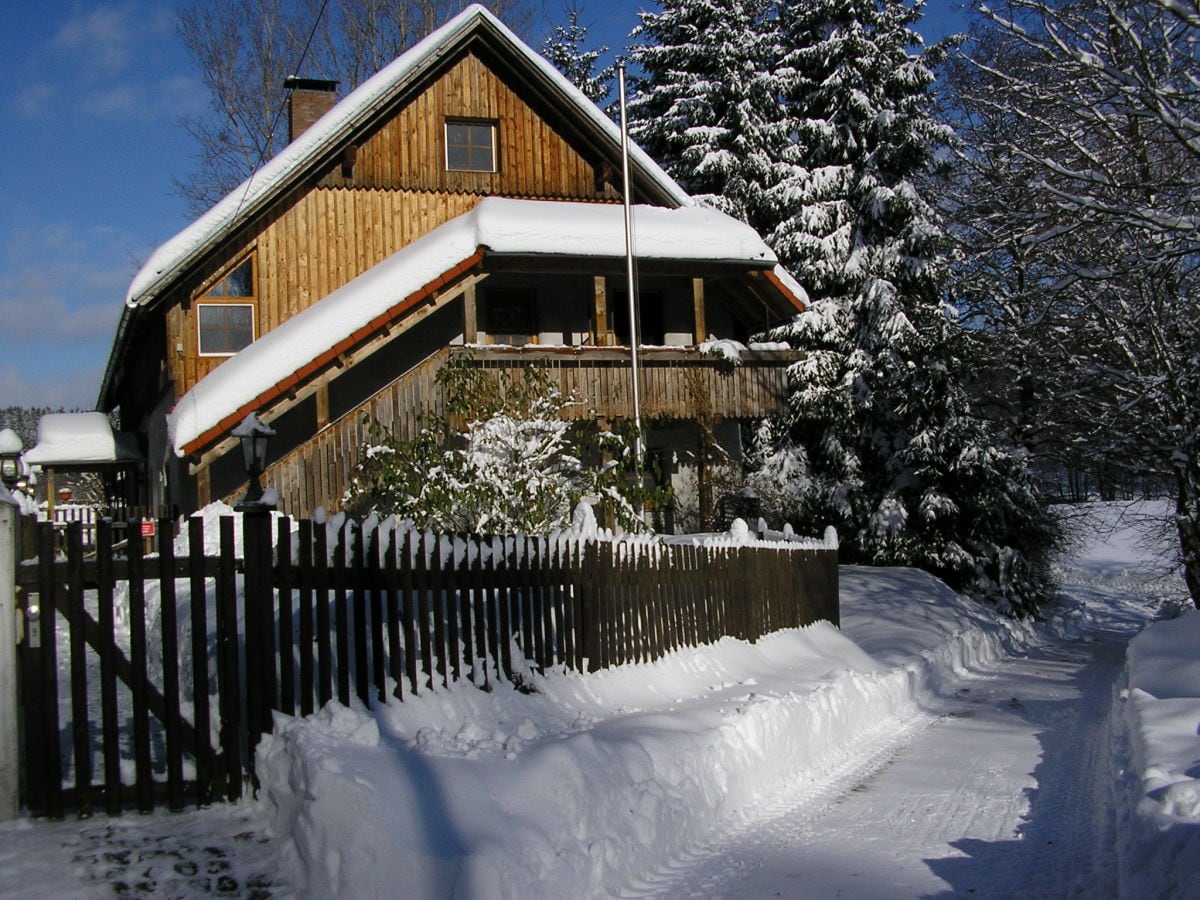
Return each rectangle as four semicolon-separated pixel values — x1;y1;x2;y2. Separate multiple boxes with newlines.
17;518;245;818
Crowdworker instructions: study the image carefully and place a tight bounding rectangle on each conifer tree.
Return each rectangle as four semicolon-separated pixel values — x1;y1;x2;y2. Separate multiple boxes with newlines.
627;0;780;224
542;3;614;104
751;0;1058;611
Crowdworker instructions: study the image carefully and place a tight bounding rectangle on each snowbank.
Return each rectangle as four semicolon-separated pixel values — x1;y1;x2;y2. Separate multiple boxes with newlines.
255;566;1033;897
1120;608;1200;897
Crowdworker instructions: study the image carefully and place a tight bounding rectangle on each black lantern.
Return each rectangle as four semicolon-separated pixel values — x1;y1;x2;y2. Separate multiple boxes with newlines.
233;413;275;508
0;428;22;490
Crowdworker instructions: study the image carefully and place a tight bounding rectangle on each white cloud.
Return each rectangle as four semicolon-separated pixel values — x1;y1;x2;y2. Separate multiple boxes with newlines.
12;81;57;119
84;83;141;118
0;222;138;409
14;2;206;124
0;283;120;344
154;74;209;119
51;3;139;77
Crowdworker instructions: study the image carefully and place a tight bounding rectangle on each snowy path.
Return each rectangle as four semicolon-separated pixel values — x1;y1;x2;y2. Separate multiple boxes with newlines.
625;604;1133;899
3;502;1184;899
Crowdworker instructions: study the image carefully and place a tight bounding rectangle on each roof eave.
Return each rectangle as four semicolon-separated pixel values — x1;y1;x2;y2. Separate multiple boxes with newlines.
125;7;687;315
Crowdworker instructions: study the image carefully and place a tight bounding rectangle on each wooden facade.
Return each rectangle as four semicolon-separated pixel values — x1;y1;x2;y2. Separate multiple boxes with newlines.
100;7;806;518
321;54;613;197
246;346;799;514
165;50;622;403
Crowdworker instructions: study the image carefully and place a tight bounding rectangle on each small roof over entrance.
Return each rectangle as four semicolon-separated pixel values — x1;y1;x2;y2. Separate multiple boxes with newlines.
23;412;143;468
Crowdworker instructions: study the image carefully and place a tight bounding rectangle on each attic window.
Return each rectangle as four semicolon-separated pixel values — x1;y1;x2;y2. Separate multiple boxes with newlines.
446;120;496;172
197;304;255;355
204;257;254;298
197;255;256;356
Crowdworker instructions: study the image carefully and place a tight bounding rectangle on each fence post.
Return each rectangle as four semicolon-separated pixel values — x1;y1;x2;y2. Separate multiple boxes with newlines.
0;493;17;821
240;505;276;763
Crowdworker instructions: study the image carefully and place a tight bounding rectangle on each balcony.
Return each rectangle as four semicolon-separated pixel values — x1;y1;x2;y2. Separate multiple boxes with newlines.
448;343;800;421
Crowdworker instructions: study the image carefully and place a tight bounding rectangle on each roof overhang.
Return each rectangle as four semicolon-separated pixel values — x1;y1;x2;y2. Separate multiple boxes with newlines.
167;198;804;462
99;5;693;411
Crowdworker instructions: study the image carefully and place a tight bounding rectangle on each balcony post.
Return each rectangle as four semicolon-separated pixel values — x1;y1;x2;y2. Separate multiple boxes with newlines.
463;281;478;344
593;276;611;346
692;277;706;345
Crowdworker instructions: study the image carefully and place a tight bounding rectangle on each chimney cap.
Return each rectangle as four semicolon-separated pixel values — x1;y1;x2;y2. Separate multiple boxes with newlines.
284;76;339;93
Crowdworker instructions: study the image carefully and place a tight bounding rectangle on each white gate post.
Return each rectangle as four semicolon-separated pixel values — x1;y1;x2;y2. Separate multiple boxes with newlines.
0;489;18;821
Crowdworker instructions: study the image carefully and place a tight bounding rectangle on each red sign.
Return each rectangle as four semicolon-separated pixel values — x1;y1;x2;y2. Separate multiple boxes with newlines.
141;520;156;538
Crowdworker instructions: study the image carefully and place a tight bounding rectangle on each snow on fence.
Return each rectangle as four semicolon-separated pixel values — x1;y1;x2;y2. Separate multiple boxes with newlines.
12;512;838;818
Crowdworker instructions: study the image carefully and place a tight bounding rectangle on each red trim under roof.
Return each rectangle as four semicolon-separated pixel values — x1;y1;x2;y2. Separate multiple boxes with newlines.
764;269;807;314
181;250;805;459
180;249;487;458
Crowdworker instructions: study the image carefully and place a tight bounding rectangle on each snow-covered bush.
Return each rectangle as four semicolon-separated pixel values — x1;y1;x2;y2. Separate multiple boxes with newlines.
344;361;646;533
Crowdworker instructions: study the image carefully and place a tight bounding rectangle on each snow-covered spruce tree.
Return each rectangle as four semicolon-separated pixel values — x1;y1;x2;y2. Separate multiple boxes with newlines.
627;0;781;224
344;361;643;534
749;0;1059;612
542;2;614;104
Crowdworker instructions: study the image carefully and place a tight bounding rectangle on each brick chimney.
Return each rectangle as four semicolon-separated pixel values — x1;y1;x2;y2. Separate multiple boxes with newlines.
284;77;339;142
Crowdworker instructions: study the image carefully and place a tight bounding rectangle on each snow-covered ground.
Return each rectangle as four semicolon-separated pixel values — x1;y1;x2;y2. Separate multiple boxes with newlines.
1;501;1196;898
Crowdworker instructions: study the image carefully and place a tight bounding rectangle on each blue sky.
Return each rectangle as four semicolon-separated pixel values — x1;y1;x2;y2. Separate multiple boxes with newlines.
0;1;969;412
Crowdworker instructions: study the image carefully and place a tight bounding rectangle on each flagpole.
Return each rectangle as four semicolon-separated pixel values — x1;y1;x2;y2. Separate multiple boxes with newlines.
617;65;644;475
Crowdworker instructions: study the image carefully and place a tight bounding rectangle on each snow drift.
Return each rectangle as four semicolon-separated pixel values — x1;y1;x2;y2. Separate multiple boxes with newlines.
1120;609;1200;898
254;567;1032;897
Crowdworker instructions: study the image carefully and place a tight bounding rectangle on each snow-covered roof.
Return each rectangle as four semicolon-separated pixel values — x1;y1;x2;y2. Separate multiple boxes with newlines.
22;412;142;467
0;428;21;454
167;197;804;458
124;4;689;312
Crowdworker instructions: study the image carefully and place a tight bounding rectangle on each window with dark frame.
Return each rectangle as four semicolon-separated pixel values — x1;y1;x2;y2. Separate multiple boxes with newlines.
445;120;497;172
198;255;256;355
485;289;536;345
204;257;253;298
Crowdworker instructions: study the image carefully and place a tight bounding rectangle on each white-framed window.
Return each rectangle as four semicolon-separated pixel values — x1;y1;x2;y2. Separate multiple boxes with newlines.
196;255;256;356
197;303;255;356
445;120;497;172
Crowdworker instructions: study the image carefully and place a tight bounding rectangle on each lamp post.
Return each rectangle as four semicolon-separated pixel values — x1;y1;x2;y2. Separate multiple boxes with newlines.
231;412;276;776
233;413;275;509
0;429;22;491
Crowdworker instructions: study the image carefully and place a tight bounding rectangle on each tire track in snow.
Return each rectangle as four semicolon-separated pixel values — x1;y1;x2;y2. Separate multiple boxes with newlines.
622;629;1128;899
620;705;944;898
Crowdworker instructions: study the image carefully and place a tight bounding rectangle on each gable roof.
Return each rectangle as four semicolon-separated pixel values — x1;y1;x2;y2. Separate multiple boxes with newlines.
100;4;694;411
128;5;688;314
167;197;806;459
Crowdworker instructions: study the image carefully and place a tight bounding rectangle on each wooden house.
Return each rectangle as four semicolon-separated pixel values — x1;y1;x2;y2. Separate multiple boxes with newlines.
98;5;806;518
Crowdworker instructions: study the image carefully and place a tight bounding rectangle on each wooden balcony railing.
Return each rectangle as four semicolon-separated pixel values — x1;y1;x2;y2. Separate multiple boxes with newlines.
253;344;800;515
449;344;800;421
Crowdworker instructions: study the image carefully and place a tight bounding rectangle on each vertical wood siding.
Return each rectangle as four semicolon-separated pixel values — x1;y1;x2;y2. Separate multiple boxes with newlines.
247;349;795;515
164;50;618;403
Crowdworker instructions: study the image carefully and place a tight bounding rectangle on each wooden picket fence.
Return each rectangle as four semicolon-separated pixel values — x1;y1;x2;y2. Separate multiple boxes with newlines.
13;513;838;818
